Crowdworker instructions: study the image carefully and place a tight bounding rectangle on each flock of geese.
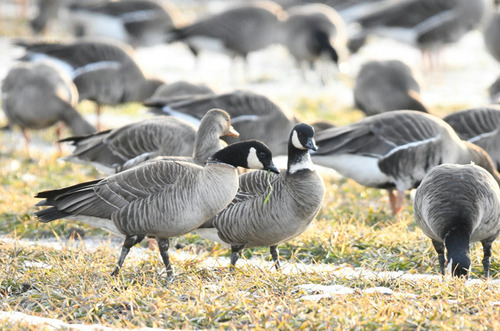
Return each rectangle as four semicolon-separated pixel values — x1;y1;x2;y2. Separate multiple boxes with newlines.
2;0;500;279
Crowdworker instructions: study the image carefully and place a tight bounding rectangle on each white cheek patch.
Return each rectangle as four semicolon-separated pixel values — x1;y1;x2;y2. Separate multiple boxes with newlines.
247;147;264;169
292;130;307;150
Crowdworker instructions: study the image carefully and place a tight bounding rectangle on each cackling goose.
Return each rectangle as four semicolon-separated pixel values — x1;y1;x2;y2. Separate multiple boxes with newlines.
1;61;96;151
414;163;500;277
35;140;280;277
146;90;297;155
353;59;428;116
311;110;500;215
443;106;500;171
195;123;325;270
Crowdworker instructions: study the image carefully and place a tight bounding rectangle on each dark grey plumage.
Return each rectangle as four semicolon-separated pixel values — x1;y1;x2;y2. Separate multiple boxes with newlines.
443;106;500;171
30;0;64;35
353;60;428;116
146;90;297;155
195;123;325;269
166;1;285;60
311;110;500;215
1;61;96;147
483;11;500;63
414;163;500;277
35;140;280;276
59;116;198;174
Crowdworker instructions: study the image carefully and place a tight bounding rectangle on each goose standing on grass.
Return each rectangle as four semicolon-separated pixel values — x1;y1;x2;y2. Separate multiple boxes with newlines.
195;123;325;270
414;163;500;278
35;140;280;277
146;90;297;155
443;106;500;171
353;60;428;116
1;61;96;153
166;1;285;63
15;39;164;130
67;0;180;48
311;110;500;215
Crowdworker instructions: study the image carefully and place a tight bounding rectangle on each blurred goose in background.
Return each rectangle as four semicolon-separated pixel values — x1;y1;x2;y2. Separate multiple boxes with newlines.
30;0;64;35
145;81;215;104
483;11;500;103
311;110;500;215
353;59;428;116
35;140;280;276
414;163;500;278
145;90;297;155
278;3;346;77
443;106;500;171
15;39;164;130
67;0;181;48
195;123;325;270
59;116;198;175
166;1;285;63
1;61;96;154
349;0;492;67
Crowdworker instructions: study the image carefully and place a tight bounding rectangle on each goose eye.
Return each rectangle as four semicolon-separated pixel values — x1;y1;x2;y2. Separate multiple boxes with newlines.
259;151;267;159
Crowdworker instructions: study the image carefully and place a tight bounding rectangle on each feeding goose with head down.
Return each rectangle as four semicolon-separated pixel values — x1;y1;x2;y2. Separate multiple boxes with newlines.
195;123;325;270
311;110;500;215
414;163;500;278
35;140;279;277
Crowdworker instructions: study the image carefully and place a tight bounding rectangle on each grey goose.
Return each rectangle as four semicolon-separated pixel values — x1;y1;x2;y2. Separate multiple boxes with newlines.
30;0;64;35
146;90;297;155
311;110;500;215
443;106;500;171
1;61;96;151
144;81;215;105
195;123;325;270
414;163;500;277
60;108;237;174
35;140;280;277
15;39;164;130
166;1;285;61
353;60;428;116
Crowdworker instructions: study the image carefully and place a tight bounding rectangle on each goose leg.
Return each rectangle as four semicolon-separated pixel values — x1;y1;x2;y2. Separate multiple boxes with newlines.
481;241;493;278
157;238;173;276
270;245;280;270
111;234;145;276
230;245;245;271
388;189;405;215
432;239;446;275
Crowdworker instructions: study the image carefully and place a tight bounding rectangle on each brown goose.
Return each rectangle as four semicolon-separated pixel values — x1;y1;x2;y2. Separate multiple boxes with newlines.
311;110;500;215
195;123;325;270
1;61;96;152
443;106;500;171
35;140;280;277
414;163;500;278
353;59;428;116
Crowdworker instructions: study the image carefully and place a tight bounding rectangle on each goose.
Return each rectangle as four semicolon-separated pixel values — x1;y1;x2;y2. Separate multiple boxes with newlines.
443;106;500;171
278;4;346;71
311;110;500;215
59;108;236;174
35;140;280;277
67;0;180;48
144;81;215;105
145;90;297;155
353;60;428;116
195;123;325;270
1;61;96;153
349;0;492;66
166;1;285;62
414;163;500;277
15;39;164;130
30;0;64;35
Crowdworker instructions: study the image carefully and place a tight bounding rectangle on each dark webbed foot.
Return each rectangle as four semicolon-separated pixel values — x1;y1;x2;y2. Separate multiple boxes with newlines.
270;245;280;270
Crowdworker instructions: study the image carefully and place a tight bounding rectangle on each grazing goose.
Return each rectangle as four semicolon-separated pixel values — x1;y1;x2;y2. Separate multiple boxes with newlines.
443;106;500;171
195;123;325;270
35;140;280;276
67;0;180;48
1;61;96;152
15;39;164;130
353;60;428;116
311;110;500;215
146;90;297;155
414;163;500;277
278;4;346;71
166;1;285;61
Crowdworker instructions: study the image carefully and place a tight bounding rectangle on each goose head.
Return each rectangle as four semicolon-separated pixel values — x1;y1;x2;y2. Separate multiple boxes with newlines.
201;108;239;138
288;123;317;174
